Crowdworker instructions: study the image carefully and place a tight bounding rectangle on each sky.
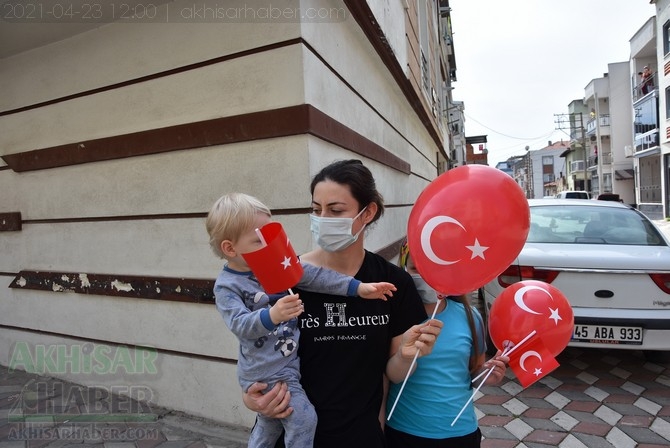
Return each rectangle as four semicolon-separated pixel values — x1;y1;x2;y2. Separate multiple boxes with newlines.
448;0;657;168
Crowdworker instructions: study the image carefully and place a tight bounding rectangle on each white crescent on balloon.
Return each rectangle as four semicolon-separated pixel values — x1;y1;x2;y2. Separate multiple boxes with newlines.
420;215;466;265
514;285;553;315
519;350;542;372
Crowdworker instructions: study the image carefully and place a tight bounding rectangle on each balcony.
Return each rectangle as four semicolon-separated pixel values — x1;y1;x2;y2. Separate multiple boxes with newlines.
586;114;610;137
634;129;659;154
587;152;612;169
633;72;657;102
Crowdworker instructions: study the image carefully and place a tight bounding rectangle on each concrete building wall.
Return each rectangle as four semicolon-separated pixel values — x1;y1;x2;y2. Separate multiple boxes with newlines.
607;61;636;204
0;0;452;429
656;0;670;217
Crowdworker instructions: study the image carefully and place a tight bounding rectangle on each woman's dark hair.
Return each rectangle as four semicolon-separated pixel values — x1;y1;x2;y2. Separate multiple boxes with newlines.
447;295;483;374
310;159;385;224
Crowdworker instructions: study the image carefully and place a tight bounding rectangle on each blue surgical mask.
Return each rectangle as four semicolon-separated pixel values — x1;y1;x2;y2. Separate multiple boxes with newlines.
410;274;440;304
310;208;367;252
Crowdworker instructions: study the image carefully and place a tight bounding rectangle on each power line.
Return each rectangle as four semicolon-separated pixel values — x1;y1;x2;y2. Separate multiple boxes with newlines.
464;113;556;140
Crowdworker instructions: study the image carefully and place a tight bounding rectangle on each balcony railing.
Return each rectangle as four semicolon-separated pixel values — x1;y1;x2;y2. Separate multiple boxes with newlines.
586;114;610;135
634;130;659;153
633;71;657;102
587;152;612;169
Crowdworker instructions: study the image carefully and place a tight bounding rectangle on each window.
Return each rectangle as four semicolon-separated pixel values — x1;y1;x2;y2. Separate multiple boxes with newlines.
418;0;430;94
634;96;658;135
664;20;670;55
542;156;553;166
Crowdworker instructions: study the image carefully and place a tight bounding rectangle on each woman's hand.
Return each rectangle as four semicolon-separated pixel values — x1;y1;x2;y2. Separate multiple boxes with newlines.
242;382;293;418
482;350;509;385
386;319;443;383
400;319;443;359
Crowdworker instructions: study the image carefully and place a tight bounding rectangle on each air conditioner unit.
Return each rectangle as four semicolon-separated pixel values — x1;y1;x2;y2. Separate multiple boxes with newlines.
570;160;585;172
624;145;633;158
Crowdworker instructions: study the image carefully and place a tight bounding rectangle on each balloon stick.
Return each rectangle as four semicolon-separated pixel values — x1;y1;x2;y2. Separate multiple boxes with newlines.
387;300;441;421
453;329;537;426
471;329;538;384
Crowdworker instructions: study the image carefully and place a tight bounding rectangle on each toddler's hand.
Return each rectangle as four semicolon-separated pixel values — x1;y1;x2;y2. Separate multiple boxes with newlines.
270;293;303;324
358;282;397;300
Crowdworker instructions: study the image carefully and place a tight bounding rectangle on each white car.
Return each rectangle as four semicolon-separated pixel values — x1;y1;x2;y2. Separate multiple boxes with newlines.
479;199;670;358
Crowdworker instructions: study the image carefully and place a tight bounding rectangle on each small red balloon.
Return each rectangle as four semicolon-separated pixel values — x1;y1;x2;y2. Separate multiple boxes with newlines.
407;165;530;295
488;280;574;357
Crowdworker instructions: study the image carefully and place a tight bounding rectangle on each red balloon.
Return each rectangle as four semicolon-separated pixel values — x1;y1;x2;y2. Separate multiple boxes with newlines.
407;165;529;295
488;280;574;357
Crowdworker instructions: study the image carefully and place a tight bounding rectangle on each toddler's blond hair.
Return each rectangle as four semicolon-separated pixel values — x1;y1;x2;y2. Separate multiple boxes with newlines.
205;193;271;259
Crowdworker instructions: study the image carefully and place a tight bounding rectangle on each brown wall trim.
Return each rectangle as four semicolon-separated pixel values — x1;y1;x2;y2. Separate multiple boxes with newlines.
9;270;216;304
0;324;236;365
7;242;402;304
20;208;311;225
0;38;303;117
0;212;21;231
343;0;443;154
2;104;409;175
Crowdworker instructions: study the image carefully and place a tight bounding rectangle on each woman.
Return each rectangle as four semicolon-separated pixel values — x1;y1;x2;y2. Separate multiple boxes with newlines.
385;243;508;448
243;159;443;447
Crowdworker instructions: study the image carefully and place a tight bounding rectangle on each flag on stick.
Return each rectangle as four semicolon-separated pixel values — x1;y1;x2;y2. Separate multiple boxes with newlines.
241;222;303;294
508;335;559;387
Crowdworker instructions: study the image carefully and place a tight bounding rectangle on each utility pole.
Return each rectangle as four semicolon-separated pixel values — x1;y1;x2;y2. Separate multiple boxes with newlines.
525;145;533;198
594;93;603;195
554;112;588;192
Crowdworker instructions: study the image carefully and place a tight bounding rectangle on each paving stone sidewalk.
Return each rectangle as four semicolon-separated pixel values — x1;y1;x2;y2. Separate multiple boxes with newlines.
0;367;250;448
477;347;670;448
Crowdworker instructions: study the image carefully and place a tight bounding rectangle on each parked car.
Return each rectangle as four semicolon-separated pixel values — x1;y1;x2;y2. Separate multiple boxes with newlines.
479;199;670;358
555;190;590;199
597;193;623;202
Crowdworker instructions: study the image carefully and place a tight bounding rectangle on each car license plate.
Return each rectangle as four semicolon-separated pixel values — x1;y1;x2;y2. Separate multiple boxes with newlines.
571;325;643;345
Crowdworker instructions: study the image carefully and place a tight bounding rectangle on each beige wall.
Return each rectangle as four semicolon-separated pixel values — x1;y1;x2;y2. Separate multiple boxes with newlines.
0;0;445;427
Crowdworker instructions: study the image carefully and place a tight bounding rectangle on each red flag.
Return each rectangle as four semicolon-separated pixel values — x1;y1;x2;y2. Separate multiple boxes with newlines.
508;335;560;388
241;222;304;294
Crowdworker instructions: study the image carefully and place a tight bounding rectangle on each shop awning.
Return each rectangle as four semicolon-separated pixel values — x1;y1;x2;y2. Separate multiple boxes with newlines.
614;169;634;180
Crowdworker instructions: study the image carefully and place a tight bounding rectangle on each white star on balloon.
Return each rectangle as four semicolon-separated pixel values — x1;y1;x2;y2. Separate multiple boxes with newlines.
466;238;489;259
281;256;292;269
533;367;543;377
548;307;562;324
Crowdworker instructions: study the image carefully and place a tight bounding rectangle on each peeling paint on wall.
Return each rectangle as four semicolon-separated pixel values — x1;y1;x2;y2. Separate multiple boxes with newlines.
8;271;215;303
111;280;134;292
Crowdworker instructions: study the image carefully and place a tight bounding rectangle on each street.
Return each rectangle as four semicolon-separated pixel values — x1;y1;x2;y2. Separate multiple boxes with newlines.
476;346;670;447
476;218;670;447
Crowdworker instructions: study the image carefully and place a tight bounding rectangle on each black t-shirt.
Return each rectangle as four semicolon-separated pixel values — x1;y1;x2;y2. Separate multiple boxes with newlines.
294;251;427;448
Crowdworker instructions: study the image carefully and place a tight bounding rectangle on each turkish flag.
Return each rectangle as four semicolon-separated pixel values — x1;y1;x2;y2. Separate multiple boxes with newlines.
508;334;560;388
241;222;304;294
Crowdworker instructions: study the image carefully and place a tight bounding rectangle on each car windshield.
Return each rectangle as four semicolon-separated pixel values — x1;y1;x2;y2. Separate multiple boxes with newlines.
527;205;667;246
